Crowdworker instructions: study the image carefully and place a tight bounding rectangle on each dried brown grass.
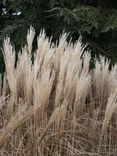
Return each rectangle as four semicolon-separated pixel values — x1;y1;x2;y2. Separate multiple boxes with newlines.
0;27;117;155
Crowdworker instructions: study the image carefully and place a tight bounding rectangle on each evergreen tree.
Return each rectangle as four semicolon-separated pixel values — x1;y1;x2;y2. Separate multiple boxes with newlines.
0;0;117;72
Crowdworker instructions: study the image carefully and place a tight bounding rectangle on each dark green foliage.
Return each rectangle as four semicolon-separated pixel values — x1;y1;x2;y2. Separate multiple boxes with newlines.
48;0;117;64
0;0;117;72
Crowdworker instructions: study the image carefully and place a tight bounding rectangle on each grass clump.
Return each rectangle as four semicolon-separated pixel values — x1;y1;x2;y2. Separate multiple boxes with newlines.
0;27;117;155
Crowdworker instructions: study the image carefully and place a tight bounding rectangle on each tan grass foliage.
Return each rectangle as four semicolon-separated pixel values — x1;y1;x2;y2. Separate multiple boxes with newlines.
0;27;117;155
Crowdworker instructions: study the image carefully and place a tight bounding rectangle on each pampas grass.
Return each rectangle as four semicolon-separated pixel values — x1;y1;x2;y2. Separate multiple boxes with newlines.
0;28;117;155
